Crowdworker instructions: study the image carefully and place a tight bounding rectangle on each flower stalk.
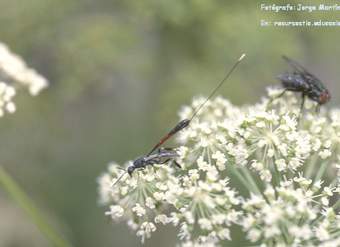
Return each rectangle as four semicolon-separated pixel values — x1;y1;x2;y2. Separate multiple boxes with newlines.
0;166;72;247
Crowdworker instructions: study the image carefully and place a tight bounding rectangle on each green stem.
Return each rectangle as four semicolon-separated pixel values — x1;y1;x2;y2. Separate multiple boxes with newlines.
313;161;328;183
305;154;318;178
229;165;257;194
333;199;340;210
0;165;72;247
240;167;262;195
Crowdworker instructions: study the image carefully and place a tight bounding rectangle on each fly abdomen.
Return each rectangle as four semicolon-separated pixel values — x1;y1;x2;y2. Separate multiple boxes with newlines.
277;73;309;92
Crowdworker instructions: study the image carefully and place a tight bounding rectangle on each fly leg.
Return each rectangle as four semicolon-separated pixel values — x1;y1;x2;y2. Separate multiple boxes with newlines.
276;88;288;99
315;104;321;114
297;92;305;123
267;88;288;109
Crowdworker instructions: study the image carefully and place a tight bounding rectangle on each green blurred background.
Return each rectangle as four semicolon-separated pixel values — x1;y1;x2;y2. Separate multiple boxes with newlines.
0;0;339;246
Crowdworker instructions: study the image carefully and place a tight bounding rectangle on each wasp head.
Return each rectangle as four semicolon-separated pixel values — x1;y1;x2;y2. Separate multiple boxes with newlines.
318;90;331;105
127;166;135;176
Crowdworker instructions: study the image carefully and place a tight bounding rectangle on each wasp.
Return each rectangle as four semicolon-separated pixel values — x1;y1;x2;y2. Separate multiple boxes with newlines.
112;53;246;186
127;147;181;176
275;56;331;113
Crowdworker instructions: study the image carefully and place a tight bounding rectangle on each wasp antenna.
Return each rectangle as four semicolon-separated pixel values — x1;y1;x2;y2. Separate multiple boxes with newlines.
239;53;246;61
190;53;246;121
111;172;127;187
145;53;246;156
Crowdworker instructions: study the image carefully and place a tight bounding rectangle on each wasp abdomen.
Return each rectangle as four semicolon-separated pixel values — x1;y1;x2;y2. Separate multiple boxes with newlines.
169;119;190;135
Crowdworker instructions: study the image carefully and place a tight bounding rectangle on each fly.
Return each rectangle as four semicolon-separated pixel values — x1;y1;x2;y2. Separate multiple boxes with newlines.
275;56;331;114
112;53;246;186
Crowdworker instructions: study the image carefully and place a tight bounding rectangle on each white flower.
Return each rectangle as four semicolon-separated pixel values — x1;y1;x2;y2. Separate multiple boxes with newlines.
154;214;169;225
137;222;156;243
132;203;146;217
217;228;231;240
146;197;156;209
98;89;340;245
319;149;332;159
260;169;272;182
211;151;227;170
198;218;213;231
247;228;261;242
275;159;286;171
0;42;48;117
97;173;114;204
105;205;124;219
288;225;312;240
0;82;16;117
0;43;48;95
316;224;330;241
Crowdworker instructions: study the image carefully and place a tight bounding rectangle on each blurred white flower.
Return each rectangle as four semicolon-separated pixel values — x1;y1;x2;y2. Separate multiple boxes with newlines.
0;42;48;116
105;205;124;219
0;42;48;95
0;82;16;116
136;222;156;243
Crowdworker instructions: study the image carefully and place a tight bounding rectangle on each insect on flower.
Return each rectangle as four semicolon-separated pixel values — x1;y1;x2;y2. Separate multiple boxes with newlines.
276;56;331;114
112;53;246;186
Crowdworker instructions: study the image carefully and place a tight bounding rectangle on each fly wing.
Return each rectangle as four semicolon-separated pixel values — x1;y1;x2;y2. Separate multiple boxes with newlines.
282;56;325;91
282;56;309;74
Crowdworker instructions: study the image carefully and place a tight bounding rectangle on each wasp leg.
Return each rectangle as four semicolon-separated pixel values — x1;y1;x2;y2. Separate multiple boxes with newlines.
116;166;126;172
173;160;182;169
158;158;171;165
157;158;181;169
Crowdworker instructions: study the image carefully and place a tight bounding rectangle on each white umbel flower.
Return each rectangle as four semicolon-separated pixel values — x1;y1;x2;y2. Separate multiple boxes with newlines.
98;89;340;246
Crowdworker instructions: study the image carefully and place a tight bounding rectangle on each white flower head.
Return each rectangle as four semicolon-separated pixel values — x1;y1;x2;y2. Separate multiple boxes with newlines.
98;89;340;245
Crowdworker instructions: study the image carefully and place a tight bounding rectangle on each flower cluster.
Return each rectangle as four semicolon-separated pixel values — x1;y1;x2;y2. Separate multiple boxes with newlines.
98;89;340;246
97;162;179;243
0;82;16;116
0;42;48;117
242;177;339;246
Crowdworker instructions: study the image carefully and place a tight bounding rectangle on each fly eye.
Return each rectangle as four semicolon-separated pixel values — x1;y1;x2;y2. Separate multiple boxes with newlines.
319;92;330;104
